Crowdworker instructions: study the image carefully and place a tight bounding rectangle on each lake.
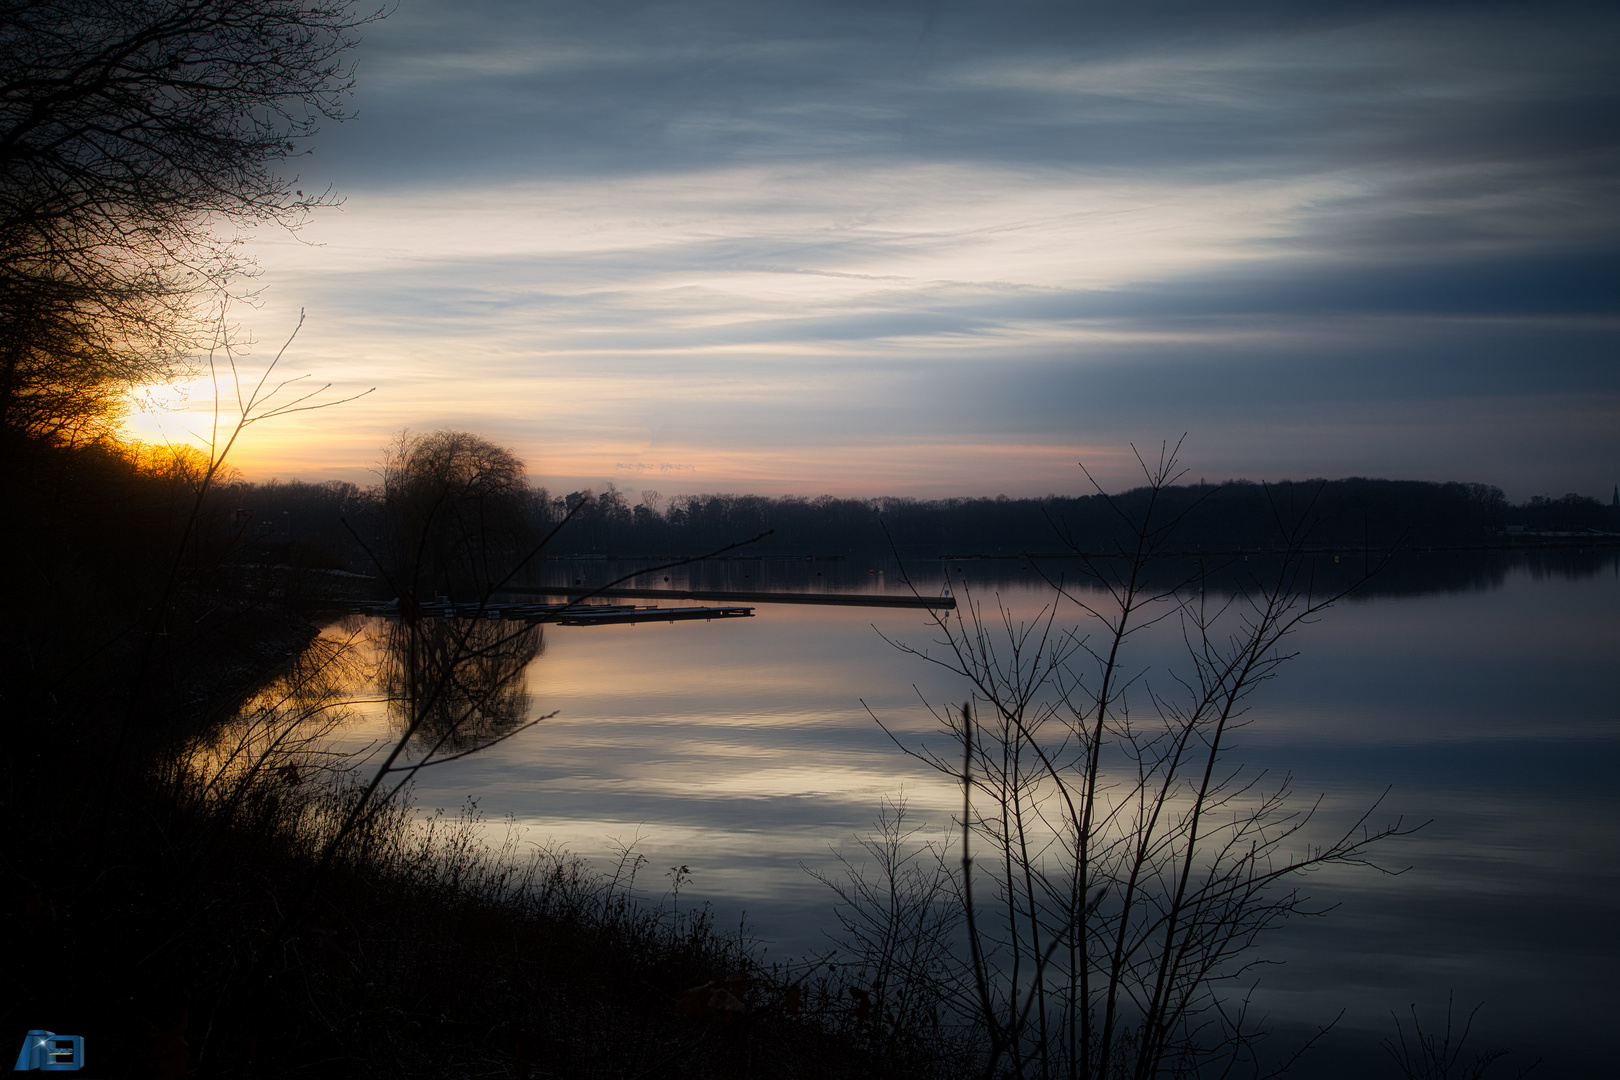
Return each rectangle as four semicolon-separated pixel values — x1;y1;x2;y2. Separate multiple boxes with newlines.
323;549;1619;1076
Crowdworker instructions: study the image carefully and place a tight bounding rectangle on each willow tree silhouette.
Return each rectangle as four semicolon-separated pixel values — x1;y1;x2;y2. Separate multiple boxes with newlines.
377;428;534;601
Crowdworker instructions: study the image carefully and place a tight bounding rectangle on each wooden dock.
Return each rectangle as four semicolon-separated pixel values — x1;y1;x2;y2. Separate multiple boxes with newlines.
346;599;757;626
351;600;601;621
554;605;754;626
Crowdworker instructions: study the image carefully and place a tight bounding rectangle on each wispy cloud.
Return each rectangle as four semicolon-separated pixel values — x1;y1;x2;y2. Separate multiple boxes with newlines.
128;0;1620;497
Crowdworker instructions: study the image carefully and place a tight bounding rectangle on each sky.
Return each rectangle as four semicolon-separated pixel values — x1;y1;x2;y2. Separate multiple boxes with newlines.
128;0;1620;501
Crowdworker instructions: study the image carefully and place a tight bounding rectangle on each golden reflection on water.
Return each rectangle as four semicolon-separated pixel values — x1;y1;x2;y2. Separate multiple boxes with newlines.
317;603;974;914
327;613;960;809
183;631;371;794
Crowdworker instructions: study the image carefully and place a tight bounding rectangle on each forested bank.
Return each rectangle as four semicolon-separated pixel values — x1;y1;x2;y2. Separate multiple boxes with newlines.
219;472;1620;572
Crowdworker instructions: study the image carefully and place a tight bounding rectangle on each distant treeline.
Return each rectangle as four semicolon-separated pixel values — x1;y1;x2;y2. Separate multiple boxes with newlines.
225;476;1620;571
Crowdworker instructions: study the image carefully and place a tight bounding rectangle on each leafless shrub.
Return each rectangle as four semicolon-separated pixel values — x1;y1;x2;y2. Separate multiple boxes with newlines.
847;442;1420;1079
813;796;966;1061
1383;995;1538;1080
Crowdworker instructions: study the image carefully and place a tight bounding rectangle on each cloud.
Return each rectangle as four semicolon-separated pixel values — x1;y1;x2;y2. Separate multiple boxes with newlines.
143;0;1617;498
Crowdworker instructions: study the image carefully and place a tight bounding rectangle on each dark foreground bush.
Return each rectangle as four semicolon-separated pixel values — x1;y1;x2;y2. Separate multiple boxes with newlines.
5;672;965;1079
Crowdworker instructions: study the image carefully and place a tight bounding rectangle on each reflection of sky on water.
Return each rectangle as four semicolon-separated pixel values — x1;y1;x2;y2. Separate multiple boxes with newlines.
326;554;1617;1072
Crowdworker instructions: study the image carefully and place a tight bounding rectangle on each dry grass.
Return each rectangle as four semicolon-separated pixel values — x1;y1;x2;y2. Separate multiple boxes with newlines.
7;636;969;1078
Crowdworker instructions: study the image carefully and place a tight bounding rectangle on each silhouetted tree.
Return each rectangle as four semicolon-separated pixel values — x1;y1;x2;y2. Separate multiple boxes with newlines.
0;0;377;440
378;429;534;599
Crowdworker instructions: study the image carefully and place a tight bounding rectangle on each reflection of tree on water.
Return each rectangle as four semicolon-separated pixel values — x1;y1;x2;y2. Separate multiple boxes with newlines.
176;631;369;799
379;618;545;754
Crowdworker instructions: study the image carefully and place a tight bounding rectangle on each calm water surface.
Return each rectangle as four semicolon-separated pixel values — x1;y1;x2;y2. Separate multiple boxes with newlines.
325;552;1619;1074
